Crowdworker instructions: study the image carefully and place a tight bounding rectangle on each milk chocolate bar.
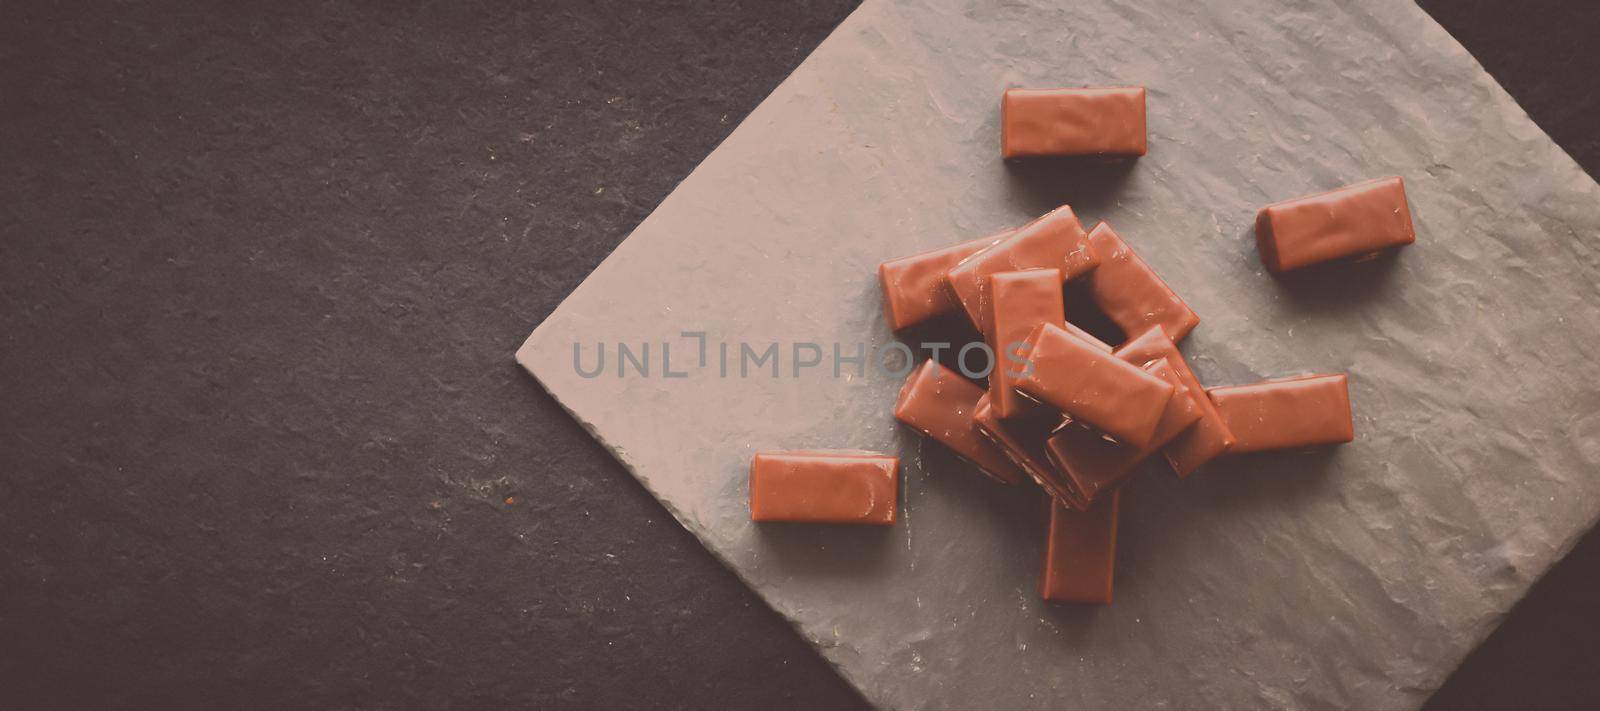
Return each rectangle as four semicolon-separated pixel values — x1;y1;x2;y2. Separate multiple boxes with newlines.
1013;322;1175;449
973;394;1088;510
1115;326;1236;476
894;360;1025;485
1255;176;1416;272
1085;222;1199;343
1044;358;1202;504
1001;87;1147;160
1039;490;1120;604
879;232;1011;331
945;206;1098;336
988;269;1065;418
1207;374;1354;453
749;452;898;524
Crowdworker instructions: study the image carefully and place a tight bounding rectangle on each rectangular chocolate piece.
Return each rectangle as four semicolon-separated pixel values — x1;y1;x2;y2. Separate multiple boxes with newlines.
878;232;1010;331
1044;358;1202;504
945;206;1098;336
1115;326;1236;476
894;360;1025;485
1013;322;1175;449
1002;87;1147;160
973;394;1088;510
1085;222;1200;343
987;269;1065;419
1255;176;1416;272
1039;490;1120;604
1207;374;1354;453
749;451;898;524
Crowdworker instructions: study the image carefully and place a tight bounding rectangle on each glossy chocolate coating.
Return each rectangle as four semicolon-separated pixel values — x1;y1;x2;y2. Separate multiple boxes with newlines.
1207;374;1354;453
988;269;1065;419
749;451;898;524
1044;358;1202;504
1115;326;1236;476
945;206;1098;336
1255;176;1416;272
894;360;1024;485
1013;322;1175;449
1039;489;1120;604
1001;87;1147;160
878;232;1010;331
972;394;1088;510
1085;222;1199;343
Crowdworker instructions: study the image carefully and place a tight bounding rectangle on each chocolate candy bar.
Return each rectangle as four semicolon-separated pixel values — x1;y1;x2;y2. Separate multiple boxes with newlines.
1207;374;1354;453
1004;86;1145;159
972;394;1088;510
1255;176;1416;272
988;269;1065;418
1115;326;1236;476
1039;490;1120;604
945;206;1098;336
1085;222;1199;343
1013;322;1175;449
749;451;898;524
1001;87;1147;160
1044;357;1202;504
879;232;1011;331
894;360;1025;485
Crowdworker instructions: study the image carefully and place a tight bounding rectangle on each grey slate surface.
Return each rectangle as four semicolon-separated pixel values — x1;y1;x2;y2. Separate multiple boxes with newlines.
517;0;1600;708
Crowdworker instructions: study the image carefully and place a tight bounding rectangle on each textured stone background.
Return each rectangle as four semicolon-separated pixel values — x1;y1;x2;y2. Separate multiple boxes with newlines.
1;1;1595;708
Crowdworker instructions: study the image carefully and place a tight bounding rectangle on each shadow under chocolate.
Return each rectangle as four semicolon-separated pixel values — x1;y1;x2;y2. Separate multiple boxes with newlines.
1185;445;1346;513
1062;278;1127;347
1260;244;1407;315
752;518;898;578
893;310;987;382
1001;157;1140;219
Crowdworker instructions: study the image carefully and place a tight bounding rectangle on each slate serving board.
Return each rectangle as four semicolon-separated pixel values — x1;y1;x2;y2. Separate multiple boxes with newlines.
517;0;1600;708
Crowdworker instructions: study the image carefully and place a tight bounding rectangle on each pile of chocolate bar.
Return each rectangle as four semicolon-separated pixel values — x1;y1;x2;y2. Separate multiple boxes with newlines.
750;87;1416;604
